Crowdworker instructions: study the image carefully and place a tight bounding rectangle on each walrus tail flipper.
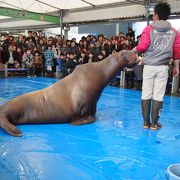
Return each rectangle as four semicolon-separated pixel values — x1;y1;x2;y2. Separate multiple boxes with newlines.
0;114;22;137
71;115;95;125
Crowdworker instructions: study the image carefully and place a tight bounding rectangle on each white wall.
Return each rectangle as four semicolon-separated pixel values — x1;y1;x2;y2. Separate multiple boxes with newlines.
46;18;180;40
68;27;89;42
132;21;147;39
168;19;180;32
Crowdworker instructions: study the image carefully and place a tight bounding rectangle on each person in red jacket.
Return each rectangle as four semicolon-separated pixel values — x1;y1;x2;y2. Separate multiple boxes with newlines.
133;2;180;130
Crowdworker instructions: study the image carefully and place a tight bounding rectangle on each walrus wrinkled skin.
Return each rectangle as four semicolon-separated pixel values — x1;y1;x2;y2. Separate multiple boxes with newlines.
0;50;137;136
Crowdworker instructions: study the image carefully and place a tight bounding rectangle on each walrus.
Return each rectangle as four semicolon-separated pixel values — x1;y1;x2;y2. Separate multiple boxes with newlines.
0;50;137;137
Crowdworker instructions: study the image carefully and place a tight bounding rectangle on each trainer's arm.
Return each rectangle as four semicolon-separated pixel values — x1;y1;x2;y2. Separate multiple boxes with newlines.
133;25;152;53
173;30;180;77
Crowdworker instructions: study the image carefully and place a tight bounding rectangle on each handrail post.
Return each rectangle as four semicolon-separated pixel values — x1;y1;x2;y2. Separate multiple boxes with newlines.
4;64;8;78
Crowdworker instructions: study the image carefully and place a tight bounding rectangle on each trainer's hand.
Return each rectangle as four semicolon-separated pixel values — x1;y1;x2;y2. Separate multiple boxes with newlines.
173;60;179;77
132;47;137;52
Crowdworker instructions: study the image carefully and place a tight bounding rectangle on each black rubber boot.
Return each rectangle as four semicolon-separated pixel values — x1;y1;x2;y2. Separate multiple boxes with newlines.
141;99;151;129
150;100;163;130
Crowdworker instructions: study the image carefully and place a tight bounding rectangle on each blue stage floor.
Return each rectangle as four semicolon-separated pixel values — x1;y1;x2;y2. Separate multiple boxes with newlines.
0;77;180;180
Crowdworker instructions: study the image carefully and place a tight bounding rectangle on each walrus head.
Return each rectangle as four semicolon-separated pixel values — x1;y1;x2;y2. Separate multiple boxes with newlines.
120;50;139;65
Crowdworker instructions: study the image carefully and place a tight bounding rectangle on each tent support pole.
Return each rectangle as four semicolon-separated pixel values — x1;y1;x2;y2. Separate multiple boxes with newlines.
60;10;63;36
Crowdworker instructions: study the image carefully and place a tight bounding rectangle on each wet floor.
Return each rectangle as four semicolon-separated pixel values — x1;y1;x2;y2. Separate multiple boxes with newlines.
0;77;180;180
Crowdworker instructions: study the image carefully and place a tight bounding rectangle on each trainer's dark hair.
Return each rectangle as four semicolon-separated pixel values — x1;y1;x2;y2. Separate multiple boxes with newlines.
154;2;171;20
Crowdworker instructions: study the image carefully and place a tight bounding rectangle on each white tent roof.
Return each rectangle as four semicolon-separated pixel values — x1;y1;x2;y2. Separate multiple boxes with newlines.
0;0;180;30
0;0;134;13
63;4;147;24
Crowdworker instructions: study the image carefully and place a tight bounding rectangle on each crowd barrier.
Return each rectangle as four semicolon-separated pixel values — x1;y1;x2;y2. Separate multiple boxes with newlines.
0;64;27;78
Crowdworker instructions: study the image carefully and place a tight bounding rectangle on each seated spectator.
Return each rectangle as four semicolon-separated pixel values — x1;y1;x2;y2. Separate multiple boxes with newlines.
66;41;80;58
13;46;21;68
26;38;35;51
78;51;88;64
86;35;92;43
44;45;54;75
57;53;64;71
33;51;43;77
26;31;35;44
91;36;97;43
93;34;104;57
126;27;135;42
66;53;77;75
111;39;121;52
2;34;10;50
37;39;47;57
38;31;44;39
9;36;16;46
88;52;95;63
103;39;113;56
56;53;65;78
60;42;67;54
96;34;104;49
16;47;24;68
126;34;134;50
3;45;20;68
61;54;69;77
16;34;26;50
93;52;104;62
118;36;129;50
118;32;125;39
89;41;96;54
134;35;141;47
34;36;39;46
82;40;89;52
53;47;61;67
22;49;34;77
79;40;84;51
63;53;78;75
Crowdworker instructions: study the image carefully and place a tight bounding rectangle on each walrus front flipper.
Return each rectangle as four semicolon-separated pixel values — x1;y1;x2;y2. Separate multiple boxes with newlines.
0;114;22;137
71;115;95;125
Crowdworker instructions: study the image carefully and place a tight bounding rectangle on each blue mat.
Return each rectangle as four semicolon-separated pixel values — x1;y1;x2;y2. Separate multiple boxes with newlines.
0;77;180;180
